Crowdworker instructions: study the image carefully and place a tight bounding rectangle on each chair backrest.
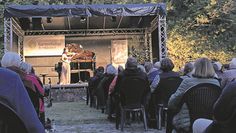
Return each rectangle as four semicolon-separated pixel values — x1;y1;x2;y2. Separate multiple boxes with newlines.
0;101;28;133
155;77;183;106
182;83;221;125
120;77;147;108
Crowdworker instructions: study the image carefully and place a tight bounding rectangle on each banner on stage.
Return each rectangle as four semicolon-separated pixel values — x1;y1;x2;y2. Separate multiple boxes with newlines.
24;35;65;56
111;40;128;68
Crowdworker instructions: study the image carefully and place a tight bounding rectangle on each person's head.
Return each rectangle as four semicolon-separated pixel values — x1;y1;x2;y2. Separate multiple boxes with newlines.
95;66;104;76
97;66;104;73
229;58;236;69
160;58;174;72
20;62;32;74
137;64;146;73
213;61;222;71
125;57;138;69
118;65;124;73
106;64;117;75
154;61;161;69
1;52;22;68
183;62;194;75
144;62;153;73
192;58;215;78
63;47;68;54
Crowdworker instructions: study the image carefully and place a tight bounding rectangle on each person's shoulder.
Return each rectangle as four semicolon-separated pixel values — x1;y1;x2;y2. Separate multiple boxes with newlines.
0;67;18;77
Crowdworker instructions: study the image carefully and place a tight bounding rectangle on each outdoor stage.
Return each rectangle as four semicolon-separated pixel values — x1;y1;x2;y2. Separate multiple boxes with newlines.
44;83;89;103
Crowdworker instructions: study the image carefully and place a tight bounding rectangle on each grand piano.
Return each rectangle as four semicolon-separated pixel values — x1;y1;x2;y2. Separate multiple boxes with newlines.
55;44;96;83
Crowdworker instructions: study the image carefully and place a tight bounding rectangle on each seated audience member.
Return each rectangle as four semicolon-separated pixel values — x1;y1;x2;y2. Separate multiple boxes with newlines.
220;58;236;88
144;62;159;84
181;62;194;80
148;58;181;127
88;66;104;107
168;57;220;132
108;65;124;120
95;64;117;111
114;57;150;107
193;81;236;133
0;67;45;133
20;62;45;125
151;58;179;92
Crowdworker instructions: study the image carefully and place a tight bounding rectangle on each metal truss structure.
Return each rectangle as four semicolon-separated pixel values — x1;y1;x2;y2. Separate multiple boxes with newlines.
25;28;146;36
4;18;25;60
158;15;167;60
4;15;167;61
4;18;12;53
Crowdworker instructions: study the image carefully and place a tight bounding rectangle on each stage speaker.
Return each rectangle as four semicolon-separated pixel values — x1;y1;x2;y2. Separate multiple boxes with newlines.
19;18;30;31
79;62;96;70
80;71;90;82
32;18;42;30
71;73;79;83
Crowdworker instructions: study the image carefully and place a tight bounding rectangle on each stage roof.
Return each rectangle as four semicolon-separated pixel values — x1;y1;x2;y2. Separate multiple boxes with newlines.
4;4;166;31
4;3;166;18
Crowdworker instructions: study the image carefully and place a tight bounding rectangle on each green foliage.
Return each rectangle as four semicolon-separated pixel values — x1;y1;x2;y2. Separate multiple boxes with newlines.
167;0;236;70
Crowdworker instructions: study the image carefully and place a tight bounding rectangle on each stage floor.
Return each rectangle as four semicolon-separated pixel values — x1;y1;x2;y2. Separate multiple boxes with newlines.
44;82;88;89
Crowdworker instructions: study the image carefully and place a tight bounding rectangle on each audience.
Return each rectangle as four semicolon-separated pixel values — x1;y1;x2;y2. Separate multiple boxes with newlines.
1;52;45;125
168;57;220;132
0;67;45;133
2;50;236;133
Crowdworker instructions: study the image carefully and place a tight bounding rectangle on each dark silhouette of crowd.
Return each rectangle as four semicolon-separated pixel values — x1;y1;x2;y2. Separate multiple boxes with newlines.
1;50;236;133
88;56;236;133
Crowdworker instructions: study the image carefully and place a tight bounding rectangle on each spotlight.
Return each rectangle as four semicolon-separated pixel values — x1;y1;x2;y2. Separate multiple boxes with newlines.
80;16;86;23
111;16;116;22
47;17;52;23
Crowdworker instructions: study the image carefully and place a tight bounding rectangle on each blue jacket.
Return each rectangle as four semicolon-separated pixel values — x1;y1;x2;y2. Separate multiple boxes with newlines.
0;68;45;133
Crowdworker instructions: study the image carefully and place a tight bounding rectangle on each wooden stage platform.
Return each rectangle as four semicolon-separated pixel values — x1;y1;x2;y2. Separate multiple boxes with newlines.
43;82;89;103
44;82;88;89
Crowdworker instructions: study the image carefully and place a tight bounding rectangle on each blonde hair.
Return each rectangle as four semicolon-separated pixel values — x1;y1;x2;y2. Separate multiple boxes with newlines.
1;52;22;68
193;58;215;78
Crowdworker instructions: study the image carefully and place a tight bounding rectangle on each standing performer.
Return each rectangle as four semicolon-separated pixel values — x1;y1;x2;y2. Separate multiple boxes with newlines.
60;47;74;85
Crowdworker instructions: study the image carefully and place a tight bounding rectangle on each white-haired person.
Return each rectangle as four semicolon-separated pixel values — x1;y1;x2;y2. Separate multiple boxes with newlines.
0;53;44;133
168;57;221;133
144;62;159;84
220;58;236;88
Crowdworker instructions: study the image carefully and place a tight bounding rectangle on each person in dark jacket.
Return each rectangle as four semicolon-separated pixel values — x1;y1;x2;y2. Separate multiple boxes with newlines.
114;57;150;103
114;57;150;123
193;81;236;133
95;64;117;111
88;66;104;107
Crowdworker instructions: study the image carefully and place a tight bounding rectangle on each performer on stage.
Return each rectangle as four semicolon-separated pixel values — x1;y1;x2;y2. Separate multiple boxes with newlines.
60;47;75;85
